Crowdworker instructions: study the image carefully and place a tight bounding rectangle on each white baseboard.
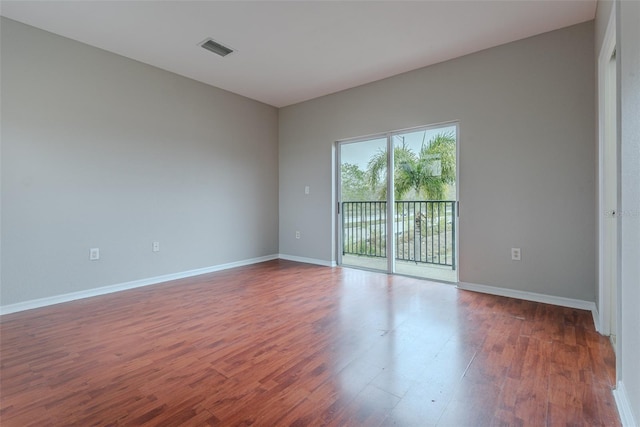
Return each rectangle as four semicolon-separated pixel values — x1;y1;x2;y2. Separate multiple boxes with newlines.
0;254;279;316
614;381;639;427
278;253;336;267
457;282;599;323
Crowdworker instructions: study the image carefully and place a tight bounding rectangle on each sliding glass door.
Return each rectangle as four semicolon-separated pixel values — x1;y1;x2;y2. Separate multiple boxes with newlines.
338;136;390;272
337;124;458;282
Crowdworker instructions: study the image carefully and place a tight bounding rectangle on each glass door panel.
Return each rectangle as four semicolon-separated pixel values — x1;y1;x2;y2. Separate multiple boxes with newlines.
392;126;458;281
339;137;389;272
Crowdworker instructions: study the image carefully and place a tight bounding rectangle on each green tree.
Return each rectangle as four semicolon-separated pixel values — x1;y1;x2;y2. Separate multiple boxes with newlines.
367;143;415;200
414;132;456;200
340;162;373;201
366;132;456;200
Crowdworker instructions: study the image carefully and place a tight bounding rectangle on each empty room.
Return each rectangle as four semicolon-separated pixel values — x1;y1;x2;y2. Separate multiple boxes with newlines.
1;1;638;426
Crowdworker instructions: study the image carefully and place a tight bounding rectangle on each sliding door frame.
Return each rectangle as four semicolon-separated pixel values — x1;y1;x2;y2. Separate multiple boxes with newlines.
335;121;460;281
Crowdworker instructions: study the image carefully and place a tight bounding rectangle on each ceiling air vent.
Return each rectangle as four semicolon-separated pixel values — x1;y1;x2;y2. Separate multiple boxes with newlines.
200;39;233;57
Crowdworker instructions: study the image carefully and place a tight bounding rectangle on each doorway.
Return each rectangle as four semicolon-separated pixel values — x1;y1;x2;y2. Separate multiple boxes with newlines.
337;123;458;282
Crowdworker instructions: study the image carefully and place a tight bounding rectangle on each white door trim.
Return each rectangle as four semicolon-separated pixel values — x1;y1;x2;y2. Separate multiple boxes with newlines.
597;4;617;338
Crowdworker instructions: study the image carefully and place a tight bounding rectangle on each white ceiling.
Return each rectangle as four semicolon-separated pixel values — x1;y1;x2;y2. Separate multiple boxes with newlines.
0;1;597;108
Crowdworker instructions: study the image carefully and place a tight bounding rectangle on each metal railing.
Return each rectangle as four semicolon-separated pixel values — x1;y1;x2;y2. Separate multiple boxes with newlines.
342;200;456;269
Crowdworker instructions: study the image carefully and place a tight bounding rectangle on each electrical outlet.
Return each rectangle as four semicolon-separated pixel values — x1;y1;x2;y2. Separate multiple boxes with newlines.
511;248;521;261
304;185;310;195
89;248;100;261
152;241;160;252
295;231;301;239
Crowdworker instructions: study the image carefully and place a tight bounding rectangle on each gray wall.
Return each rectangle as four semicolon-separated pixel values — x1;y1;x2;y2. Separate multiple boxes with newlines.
1;18;279;306
279;22;596;301
618;0;640;421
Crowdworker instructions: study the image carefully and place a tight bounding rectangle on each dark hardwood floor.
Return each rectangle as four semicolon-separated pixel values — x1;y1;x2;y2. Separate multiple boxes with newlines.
1;260;619;426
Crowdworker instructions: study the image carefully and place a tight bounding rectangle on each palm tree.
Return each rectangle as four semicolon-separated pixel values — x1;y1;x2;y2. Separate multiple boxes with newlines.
367;132;455;201
367;142;416;200
414;132;456;200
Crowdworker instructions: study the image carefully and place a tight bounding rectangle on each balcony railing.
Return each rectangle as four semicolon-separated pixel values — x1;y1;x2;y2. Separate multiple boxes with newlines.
342;200;456;269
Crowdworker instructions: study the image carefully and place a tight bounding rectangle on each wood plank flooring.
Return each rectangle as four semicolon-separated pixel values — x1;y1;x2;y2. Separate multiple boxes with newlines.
0;260;620;426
